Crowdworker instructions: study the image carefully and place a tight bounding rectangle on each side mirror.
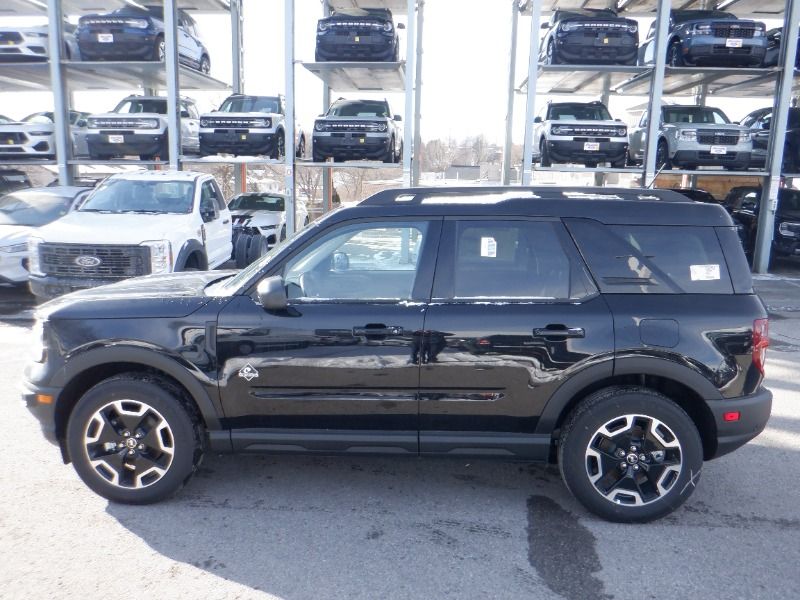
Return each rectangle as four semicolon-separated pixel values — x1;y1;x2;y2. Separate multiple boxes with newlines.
201;208;216;223
257;276;288;310
540;23;549;29
180;110;190;118
533;116;542;123
615;118;622;122
397;23;406;30
393;114;402;122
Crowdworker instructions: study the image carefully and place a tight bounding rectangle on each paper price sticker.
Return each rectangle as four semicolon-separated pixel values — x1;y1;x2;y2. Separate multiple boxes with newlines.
690;264;720;281
480;236;497;258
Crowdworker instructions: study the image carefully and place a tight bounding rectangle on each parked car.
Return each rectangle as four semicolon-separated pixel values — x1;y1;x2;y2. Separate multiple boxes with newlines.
0;186;90;285
0;115;11;124
22;186;771;524
763;27;800;68
740;107;800;172
228;192;308;267
0;22;80;62
313;98;402;163
669;187;747;246
538;8;638;66
315;8;402;62
533;101;628;168
199;94;304;159
628;105;751;170
0;110;90;160
76;5;210;73
638;10;767;67
86;95;200;161
0;169;31;195
724;186;800;261
27;171;232;299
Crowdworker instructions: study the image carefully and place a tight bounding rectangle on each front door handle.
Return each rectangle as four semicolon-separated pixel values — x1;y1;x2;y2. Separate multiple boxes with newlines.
533;325;585;339
353;325;404;337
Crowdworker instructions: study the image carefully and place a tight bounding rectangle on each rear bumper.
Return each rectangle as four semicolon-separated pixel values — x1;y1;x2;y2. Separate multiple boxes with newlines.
707;387;772;459
547;140;628;164
200;131;277;156
77;32;156;61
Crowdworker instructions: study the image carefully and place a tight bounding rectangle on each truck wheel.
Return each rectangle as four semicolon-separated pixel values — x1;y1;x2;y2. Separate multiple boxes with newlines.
234;233;252;268
200;55;210;75
611;158;627;168
153;36;165;62
271;132;285;159
280;225;287;242
65;374;203;504
296;136;305;159
539;140;552;167
667;42;684;67
656;139;671;169
558;386;703;523
545;40;559;65
383;137;396;163
231;229;240;258
313;148;327;163
246;235;268;265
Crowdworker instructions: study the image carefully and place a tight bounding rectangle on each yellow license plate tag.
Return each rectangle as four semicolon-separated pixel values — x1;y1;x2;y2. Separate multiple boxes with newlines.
354;36;360;42
603;38;609;44
241;134;247;140
359;138;365;144
6;140;13;144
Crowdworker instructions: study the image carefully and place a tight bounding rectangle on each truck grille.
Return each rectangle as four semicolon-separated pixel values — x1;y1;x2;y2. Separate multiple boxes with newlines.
325;20;386;31
202;117;270;128
712;24;756;38
697;131;740;145
39;243;150;278
0;32;23;44
317;121;385;132
89;118;158;129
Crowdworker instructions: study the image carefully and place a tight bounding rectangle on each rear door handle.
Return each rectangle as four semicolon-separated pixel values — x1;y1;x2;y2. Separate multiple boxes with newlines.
533;325;585;339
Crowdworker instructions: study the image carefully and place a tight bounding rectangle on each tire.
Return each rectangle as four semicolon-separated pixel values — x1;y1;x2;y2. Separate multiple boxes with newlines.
383;137;396;163
558;386;703;523
271;131;285;159
313;147;326;163
234;233;252;268
200;55;210;74
611;158;627;168
296;136;305;159
246;234;268;265
153;36;165;62
540;139;552;167
667;42;684;67
545;40;559;65
279;224;287;242
231;229;240;258
65;374;202;504
88;149;112;161
656;139;671;169
586;162;598;168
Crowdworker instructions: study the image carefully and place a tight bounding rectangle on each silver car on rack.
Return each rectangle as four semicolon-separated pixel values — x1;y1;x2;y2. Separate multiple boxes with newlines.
0;23;80;62
0;111;90;160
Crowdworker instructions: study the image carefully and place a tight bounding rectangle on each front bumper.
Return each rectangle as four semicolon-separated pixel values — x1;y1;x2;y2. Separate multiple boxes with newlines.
554;36;637;64
683;39;766;66
707;387;772;458
0;251;29;283
313;133;391;160
77;32;157;61
21;378;61;447
29;274;125;300
0;39;49;61
315;33;396;61
546;139;628;164
200;131;277;156
86;132;165;157
0;133;53;158
672;147;751;168
772;234;800;257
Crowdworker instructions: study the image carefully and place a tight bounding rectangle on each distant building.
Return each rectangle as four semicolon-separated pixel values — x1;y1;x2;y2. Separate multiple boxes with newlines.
445;164;481;180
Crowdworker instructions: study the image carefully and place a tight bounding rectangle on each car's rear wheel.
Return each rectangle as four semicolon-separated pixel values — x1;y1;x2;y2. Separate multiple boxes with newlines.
667;42;684;67
200;55;210;74
153;36;165;62
234;233;252;268
66;374;202;504
558;386;703;523
656;139;671;169
383;137;396;163
539;139;552;167
246;234;268;265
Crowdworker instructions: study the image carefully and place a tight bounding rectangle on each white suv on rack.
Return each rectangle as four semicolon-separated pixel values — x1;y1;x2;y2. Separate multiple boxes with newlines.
28;171;231;299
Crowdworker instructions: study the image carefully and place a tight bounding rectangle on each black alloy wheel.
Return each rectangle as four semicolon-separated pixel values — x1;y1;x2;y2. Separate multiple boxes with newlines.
200;55;211;74
540;139;552;167
296;136;305;159
656;139;671;169
545;40;559;65
154;36;166;62
384;137;396;163
668;42;684;67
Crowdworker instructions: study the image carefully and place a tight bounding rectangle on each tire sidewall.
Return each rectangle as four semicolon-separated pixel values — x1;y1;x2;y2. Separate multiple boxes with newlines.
66;377;197;504
559;389;703;523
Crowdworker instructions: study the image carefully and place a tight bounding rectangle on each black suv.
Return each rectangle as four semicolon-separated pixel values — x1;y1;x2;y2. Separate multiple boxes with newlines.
23;187;771;523
639;10;767;67
539;9;638;65
315;8;401;62
741;107;800;172
725;186;800;261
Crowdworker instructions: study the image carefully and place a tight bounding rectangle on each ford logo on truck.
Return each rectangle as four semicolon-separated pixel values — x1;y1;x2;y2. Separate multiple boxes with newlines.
75;255;101;267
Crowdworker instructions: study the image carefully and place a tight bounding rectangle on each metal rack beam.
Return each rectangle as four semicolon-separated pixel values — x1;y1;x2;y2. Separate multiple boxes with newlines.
518;65;650;96
616;67;781;98
1;0;233;15
327;0;410;13
301;62;407;92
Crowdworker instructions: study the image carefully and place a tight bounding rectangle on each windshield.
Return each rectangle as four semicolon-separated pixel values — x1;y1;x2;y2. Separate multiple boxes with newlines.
549;104;612;121
555;9;617;21
228;193;285;211
673;10;737;23
0;191;77;226
80;179;195;214
663;107;730;124
218;96;280;113
328;101;389;117
113;99;167;114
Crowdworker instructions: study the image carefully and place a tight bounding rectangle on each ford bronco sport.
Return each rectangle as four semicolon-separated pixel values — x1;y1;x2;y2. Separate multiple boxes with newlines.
539;8;638;66
23;186;771;523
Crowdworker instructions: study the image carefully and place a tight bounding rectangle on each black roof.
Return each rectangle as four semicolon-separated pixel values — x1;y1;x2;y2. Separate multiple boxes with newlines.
354;187;734;227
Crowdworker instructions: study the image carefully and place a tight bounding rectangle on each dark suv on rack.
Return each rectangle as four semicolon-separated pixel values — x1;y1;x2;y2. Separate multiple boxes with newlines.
725;186;800;261
22;187;771;523
315;8;402;62
639;10;767;67
539;8;638;66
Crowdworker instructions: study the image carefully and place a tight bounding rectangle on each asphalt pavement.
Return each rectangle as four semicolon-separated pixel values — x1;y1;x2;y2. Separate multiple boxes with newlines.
1;279;799;600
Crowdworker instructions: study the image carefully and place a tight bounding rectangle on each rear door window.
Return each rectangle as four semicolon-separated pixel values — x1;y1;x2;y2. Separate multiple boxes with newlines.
566;219;733;294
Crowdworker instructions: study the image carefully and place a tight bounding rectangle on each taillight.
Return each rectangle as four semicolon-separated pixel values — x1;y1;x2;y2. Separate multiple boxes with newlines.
752;318;769;375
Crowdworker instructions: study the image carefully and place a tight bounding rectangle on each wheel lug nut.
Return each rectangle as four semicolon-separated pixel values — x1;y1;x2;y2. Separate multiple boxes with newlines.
617;449;625;457
633;464;639;471
127;449;135;455
138;444;145;450
629;446;637;452
620;462;627;470
135;432;143;439
123;430;131;437
639;454;647;462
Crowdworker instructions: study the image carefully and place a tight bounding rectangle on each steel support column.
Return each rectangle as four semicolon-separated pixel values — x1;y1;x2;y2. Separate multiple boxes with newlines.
411;0;424;186
164;0;181;171
232;0;245;194
643;0;671;188
284;0;296;236
521;1;542;186
502;0;520;185
47;0;71;185
594;74;613;187
754;0;800;273
402;0;416;187
321;1;332;212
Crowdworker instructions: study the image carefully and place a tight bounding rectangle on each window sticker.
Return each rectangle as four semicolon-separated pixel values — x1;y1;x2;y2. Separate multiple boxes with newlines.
690;264;720;281
480;236;497;258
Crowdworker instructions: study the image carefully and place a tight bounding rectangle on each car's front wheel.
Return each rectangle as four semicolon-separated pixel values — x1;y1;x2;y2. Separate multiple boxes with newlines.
558;386;703;523
66;374;202;504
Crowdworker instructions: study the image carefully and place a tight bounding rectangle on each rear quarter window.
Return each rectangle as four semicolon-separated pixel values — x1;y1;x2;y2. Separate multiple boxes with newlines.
565;219;734;294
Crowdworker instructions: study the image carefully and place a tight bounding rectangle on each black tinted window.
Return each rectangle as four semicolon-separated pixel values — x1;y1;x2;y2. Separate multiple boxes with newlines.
566;220;733;294
445;220;592;300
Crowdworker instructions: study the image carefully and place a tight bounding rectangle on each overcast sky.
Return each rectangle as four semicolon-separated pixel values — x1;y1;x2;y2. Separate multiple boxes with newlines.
0;2;783;144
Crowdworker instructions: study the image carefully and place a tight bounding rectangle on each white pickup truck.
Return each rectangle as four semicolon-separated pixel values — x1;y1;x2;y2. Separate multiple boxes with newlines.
28;170;232;299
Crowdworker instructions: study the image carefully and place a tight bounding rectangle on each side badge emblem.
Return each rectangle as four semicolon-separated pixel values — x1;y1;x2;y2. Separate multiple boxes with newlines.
238;364;258;381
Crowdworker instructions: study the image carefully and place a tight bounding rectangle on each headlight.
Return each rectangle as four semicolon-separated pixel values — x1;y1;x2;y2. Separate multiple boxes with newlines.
253;118;270;128
136;119;159;129
87;118;99;128
28;236;43;276
125;18;150;29
692;24;713;36
627;24;638;33
739;132;752;143
141;240;172;274
779;222;800;237
377;123;388;132
314;121;327;132
30;319;46;363
318;21;329;32
26;31;48;38
753;29;765;37
29;131;51;136
0;242;28;253
562;22;579;32
616;127;627;137
679;129;697;141
200;118;209;127
551;126;565;135
260;224;278;231
383;22;393;32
